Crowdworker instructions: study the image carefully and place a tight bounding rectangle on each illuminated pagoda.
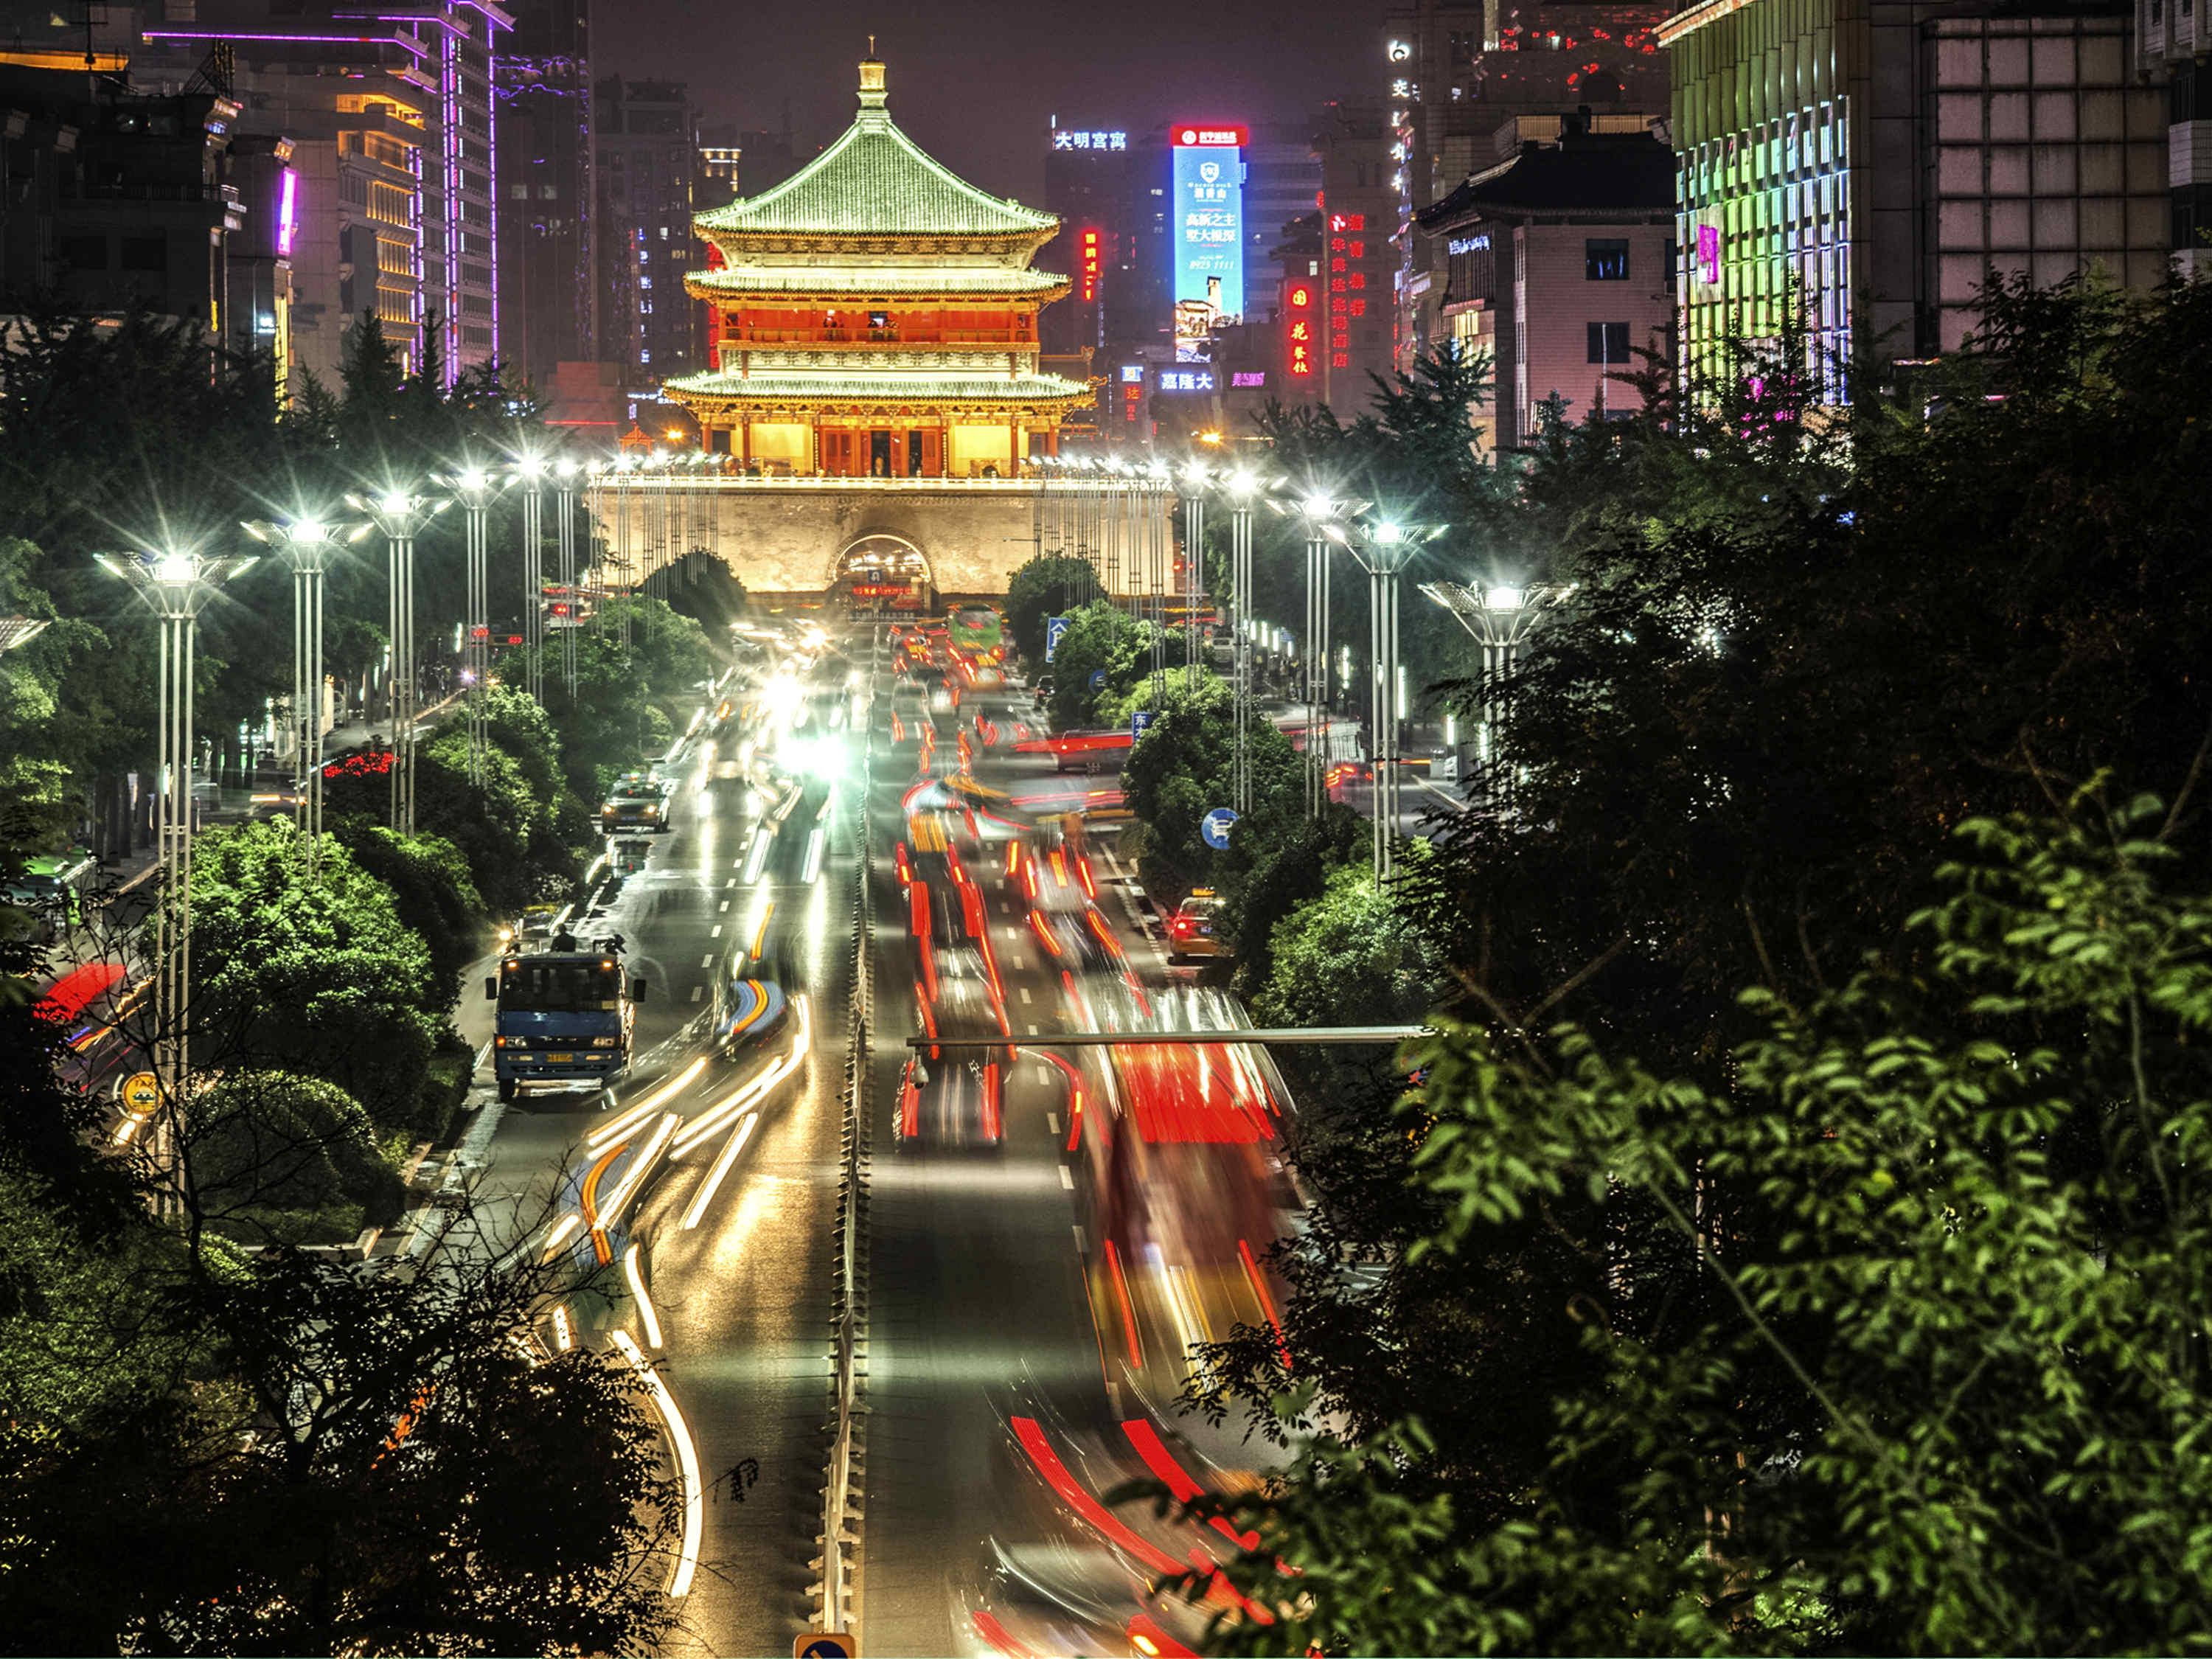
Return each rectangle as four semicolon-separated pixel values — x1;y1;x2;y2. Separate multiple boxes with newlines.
664;49;1091;476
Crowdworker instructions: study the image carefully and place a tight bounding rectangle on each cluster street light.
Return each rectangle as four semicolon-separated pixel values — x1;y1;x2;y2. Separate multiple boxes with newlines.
95;548;258;1197
1325;515;1448;885
241;514;370;874
347;485;451;834
514;455;548;704
1420;577;1567;813
554;457;582;698
1175;459;1211;692
1273;490;1365;818
0;616;51;653
1219;468;1266;815
435;464;507;787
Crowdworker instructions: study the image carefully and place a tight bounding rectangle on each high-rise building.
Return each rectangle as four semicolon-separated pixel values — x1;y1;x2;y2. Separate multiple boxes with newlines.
496;0;594;393
1312;100;1399;411
129;0;507;389
1666;0;2168;397
0;60;253;347
1382;0;1673;369
595;77;701;383
2130;0;2208;275
1243;121;1324;321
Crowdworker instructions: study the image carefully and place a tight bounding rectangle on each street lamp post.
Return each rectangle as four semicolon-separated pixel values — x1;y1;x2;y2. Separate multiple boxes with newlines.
1326;516;1447;884
514;455;547;704
0;616;51;653
1176;459;1210;691
1419;579;1563;813
96;548;257;1197
437;465;505;787
1273;493;1358;818
554;458;582;699
241;515;366;874
1221;469;1263;815
347;487;450;834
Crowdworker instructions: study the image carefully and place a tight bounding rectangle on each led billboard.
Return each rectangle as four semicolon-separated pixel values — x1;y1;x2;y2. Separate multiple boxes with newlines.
1171;124;1245;350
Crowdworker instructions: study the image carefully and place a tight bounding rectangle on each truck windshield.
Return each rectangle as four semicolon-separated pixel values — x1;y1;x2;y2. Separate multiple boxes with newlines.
499;960;621;1013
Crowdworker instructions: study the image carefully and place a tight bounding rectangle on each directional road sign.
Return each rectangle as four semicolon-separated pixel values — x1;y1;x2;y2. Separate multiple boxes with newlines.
794;1635;858;1659
121;1071;160;1116
1131;709;1155;741
1044;615;1070;662
1200;806;1239;851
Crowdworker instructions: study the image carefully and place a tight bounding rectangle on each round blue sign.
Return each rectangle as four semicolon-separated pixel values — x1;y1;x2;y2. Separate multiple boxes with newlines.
1200;807;1239;851
1088;668;1107;690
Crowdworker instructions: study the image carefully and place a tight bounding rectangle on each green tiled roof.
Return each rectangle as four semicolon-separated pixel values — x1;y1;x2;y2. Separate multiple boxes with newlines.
696;105;1057;240
689;265;1068;296
664;368;1091;404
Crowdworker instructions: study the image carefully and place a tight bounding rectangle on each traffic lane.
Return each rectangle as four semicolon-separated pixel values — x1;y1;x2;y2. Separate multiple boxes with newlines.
626;844;854;1659
862;729;1122;1654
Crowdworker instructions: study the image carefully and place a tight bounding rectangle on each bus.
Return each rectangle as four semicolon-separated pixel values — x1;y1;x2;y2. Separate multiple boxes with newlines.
486;938;647;1102
945;603;1004;660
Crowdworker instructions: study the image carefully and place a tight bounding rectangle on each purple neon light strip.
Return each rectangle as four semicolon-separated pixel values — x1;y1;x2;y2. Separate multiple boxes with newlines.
142;27;428;56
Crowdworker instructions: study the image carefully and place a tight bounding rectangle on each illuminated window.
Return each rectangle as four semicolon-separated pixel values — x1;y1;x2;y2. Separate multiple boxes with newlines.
1585;238;1630;280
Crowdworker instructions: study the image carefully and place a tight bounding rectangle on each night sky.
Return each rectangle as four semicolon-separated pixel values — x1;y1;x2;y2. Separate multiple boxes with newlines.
597;0;1388;201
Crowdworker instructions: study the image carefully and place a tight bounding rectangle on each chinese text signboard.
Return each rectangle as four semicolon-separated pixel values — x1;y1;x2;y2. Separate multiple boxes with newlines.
1171;124;1246;349
1285;276;1315;380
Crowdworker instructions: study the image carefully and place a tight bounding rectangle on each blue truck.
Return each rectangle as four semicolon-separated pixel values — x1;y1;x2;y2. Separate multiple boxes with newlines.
486;935;647;1102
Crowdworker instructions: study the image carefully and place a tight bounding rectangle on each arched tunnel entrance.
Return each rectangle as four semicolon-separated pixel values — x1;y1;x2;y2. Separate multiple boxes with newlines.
830;532;934;614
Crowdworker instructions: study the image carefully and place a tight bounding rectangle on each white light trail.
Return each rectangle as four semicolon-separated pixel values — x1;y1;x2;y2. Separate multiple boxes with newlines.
679;1112;759;1230
670;994;812;1157
551;1303;574;1352
588;1055;708;1150
622;1241;664;1349
540;1213;582;1257
591;1111;678;1237
611;1329;703;1598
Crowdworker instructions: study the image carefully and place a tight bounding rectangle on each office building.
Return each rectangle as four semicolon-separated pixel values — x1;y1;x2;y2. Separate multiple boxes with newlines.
496;0;594;392
1382;0;1674;369
2130;0;2207;274
1312;99;1399;411
128;0;509;390
1418;114;1674;448
596;76;701;380
1666;0;2168;397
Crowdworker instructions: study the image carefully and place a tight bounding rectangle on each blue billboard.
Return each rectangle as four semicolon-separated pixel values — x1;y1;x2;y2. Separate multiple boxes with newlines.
1171;124;1245;349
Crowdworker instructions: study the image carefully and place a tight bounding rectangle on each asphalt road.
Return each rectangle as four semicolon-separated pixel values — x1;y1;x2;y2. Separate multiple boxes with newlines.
447;636;1298;1658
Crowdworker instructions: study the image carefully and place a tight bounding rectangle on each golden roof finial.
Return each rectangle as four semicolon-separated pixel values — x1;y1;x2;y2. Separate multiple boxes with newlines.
859;38;886;108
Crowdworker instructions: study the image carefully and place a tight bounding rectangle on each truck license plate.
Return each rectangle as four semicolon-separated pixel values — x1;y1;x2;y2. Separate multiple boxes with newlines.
548;1052;573;1063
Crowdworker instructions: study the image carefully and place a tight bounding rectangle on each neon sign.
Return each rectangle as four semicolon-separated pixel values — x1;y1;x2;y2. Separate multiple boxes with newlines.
1174;125;1246;147
1079;227;1101;303
1053;129;1127;150
1286;279;1315;378
1172;123;1245;338
276;167;297;258
1447;233;1489;255
1156;368;1215;393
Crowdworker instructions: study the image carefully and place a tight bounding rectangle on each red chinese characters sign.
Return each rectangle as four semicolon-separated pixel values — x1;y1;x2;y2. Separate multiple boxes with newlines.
1079;228;1102;303
1326;212;1366;371
1285;279;1315;379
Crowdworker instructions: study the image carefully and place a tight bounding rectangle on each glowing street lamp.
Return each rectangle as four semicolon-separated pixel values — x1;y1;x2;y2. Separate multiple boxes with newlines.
554;457;582;699
1419;577;1566;812
434;462;507;785
347;485;451;832
1175;458;1212;690
1271;489;1364;817
513;452;549;705
1326;514;1447;883
0;616;50;653
95;546;258;1199
242;512;369;872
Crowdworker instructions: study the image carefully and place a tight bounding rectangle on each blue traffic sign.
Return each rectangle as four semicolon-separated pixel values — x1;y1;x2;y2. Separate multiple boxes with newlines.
1088;668;1107;690
1200;807;1239;851
1045;615;1071;662
1131;709;1155;741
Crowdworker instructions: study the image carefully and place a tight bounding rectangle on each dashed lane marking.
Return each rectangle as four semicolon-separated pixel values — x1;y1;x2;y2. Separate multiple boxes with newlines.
1060;1165;1075;1189
690;984;703;1002
711;924;723;938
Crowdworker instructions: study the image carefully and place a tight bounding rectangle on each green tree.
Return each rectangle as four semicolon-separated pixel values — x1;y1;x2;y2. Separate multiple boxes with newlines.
1181;803;2212;1655
332;823;484;1007
181;1069;400;1242
1250;857;1440;1030
1121;676;1301;905
171;819;445;1135
1004;552;1097;666
1046;601;1153;730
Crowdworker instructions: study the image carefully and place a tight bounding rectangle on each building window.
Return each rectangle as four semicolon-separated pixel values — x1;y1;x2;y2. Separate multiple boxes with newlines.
120;235;165;272
1585;238;1630;280
1588;321;1630;364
